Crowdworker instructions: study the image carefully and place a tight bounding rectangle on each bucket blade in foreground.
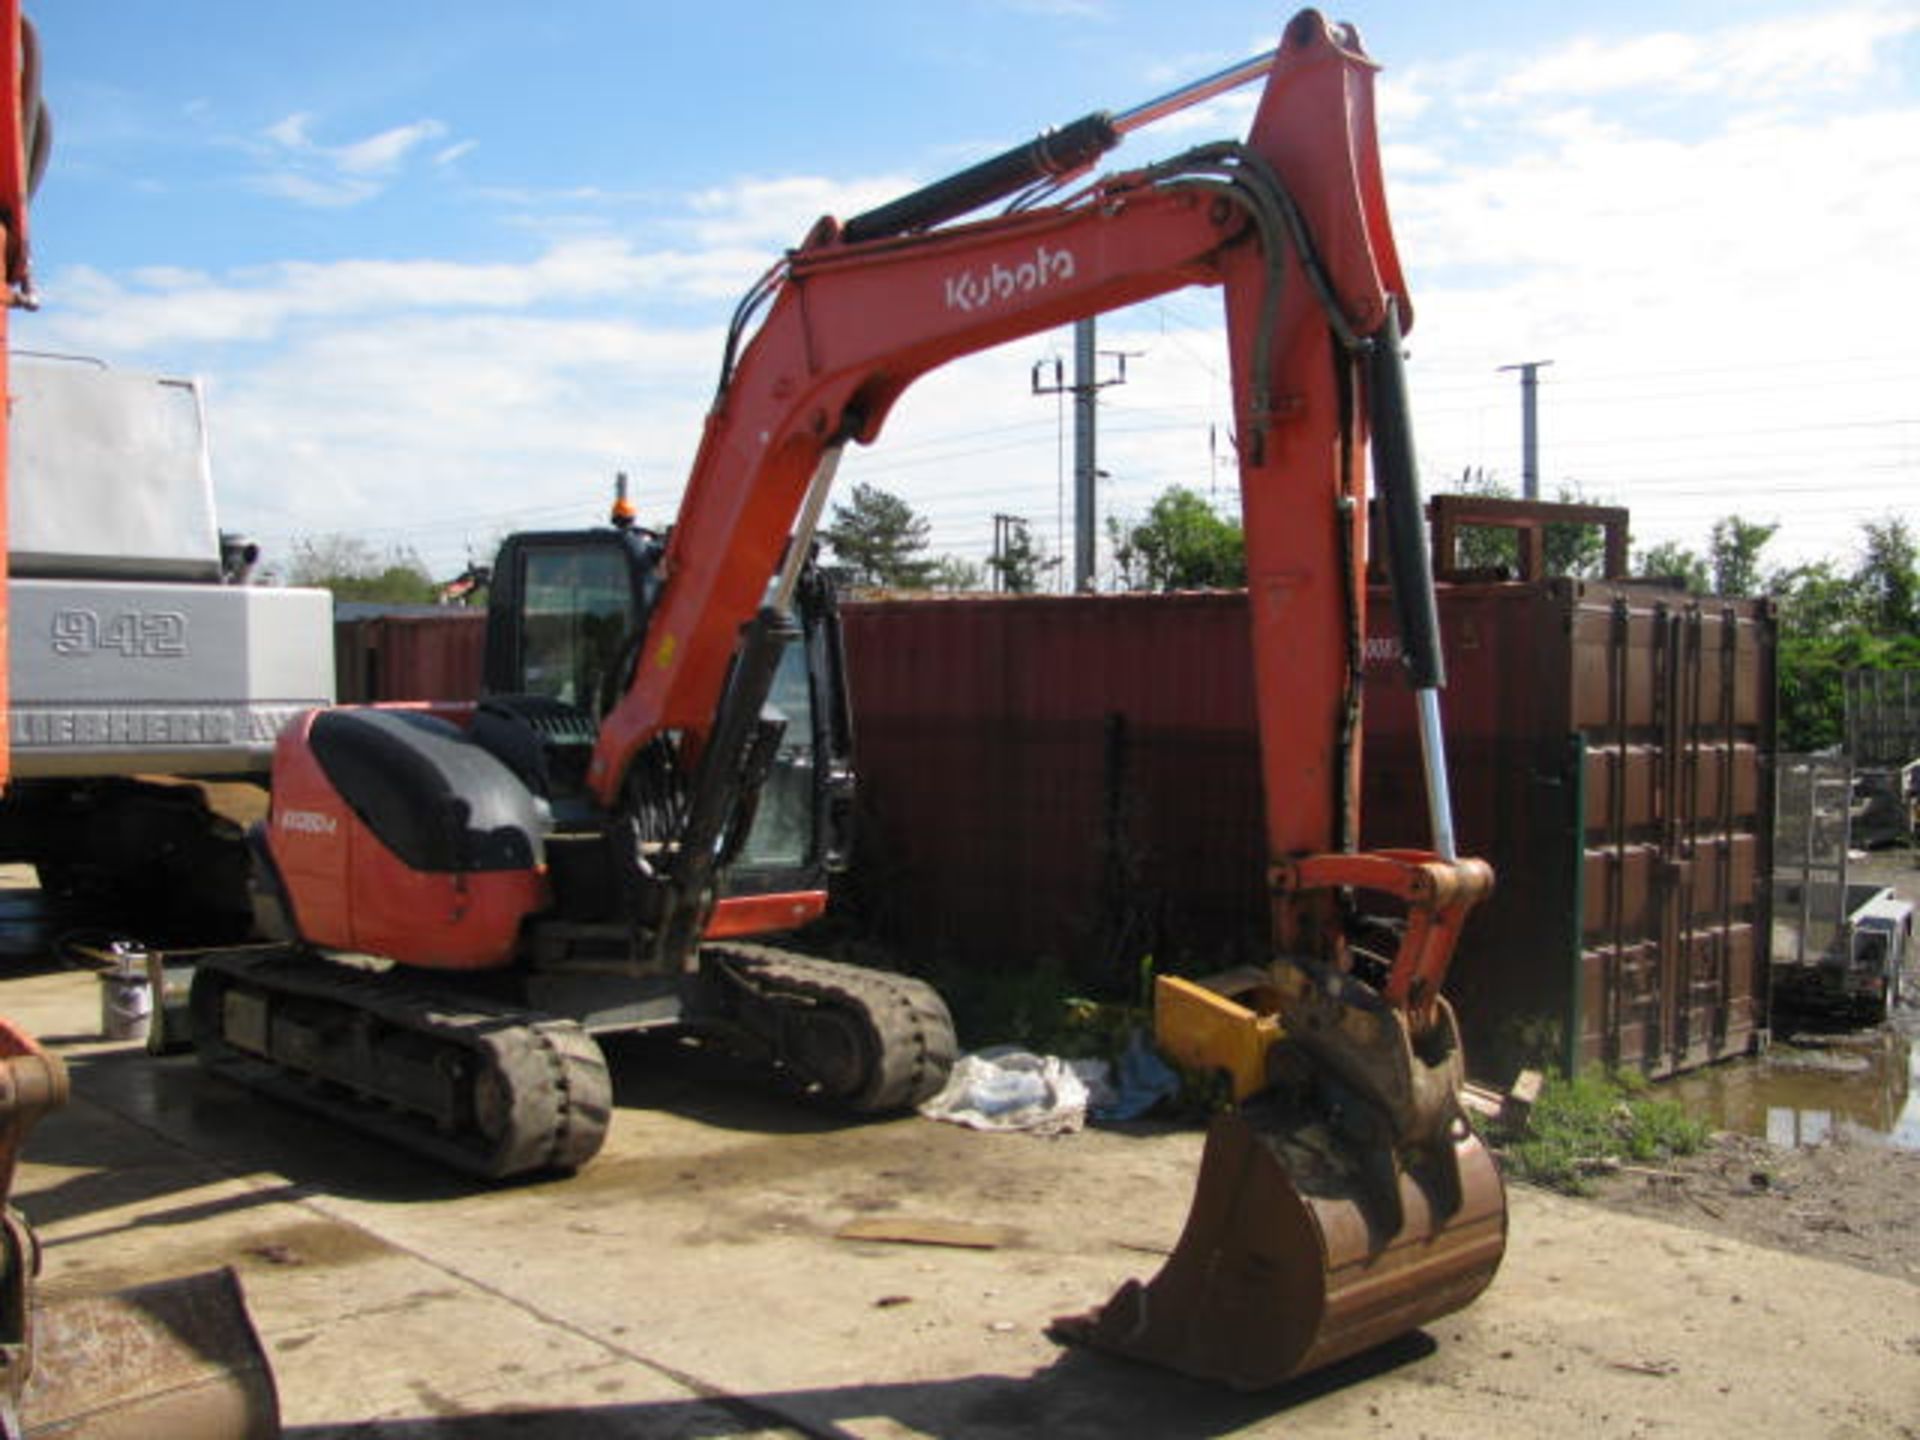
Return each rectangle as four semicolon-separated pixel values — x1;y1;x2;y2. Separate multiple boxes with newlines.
22;1267;281;1439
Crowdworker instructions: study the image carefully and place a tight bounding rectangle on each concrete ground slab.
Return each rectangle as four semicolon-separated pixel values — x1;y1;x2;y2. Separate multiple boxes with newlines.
4;962;1917;1437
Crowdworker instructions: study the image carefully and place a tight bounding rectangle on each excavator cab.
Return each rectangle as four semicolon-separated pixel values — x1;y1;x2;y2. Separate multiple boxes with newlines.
478;525;856;898
485;532;648;719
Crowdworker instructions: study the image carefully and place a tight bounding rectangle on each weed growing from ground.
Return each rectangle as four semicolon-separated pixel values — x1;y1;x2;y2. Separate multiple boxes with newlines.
1489;1070;1710;1194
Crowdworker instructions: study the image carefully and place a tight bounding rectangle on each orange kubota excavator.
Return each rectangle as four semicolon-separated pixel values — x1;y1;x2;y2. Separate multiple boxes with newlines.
189;10;1505;1389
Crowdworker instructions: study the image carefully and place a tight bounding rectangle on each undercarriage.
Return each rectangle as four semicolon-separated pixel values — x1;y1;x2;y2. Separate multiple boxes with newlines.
190;941;956;1180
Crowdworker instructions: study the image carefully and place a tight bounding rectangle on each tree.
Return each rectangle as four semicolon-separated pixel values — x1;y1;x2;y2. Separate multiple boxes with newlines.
287;534;439;605
1731;517;1920;752
1771;625;1920;754
823;483;935;588
1771;560;1858;638
988;517;1048;594
1633;540;1709;594
1708;516;1777;597
1853;516;1920;634
1769;517;1920;750
1111;485;1245;591
927;555;986;592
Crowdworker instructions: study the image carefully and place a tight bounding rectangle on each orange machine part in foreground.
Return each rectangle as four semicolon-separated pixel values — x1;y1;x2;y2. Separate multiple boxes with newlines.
0;2;29;788
0;13;283;1436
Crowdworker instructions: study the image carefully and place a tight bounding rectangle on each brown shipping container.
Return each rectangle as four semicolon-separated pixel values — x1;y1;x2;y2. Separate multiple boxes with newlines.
841;580;1775;1084
334;609;487;705
839;594;1268;999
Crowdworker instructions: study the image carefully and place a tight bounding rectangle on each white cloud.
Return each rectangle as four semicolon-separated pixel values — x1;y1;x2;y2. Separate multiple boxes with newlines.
332;120;448;176
265;112;314;149
252;112;459;208
1386;60;1920;566
30;236;772;353
252;172;383;209
1486;4;1919;106
118;302;737;576
1497;32;1702;101
687;174;918;249
21;231;783;572
1376;73;1433;131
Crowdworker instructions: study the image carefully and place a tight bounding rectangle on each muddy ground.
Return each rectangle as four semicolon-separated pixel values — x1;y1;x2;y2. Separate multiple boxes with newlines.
1584;1125;1920;1282
1585;996;1920;1282
13;976;1917;1439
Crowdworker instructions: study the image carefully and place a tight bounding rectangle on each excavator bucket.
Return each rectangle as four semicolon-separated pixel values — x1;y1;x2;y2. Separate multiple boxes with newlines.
1055;930;1507;1390
0;1019;281;1438
1059;1106;1505;1389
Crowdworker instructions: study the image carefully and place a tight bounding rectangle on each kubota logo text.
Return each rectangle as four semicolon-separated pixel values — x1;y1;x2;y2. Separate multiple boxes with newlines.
944;244;1076;312
279;808;339;836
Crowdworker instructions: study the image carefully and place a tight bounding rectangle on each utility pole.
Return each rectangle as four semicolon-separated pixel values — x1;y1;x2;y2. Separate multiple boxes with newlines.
1498;358;1553;500
1032;318;1133;591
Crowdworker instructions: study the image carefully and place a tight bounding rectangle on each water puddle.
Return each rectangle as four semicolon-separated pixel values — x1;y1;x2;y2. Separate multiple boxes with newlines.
1662;1018;1919;1151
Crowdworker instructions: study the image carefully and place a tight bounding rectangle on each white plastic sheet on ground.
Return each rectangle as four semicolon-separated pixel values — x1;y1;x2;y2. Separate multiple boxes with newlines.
918;1046;1113;1135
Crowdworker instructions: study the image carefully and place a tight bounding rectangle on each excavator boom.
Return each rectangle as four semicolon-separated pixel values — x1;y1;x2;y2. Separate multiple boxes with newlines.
591;11;1408;816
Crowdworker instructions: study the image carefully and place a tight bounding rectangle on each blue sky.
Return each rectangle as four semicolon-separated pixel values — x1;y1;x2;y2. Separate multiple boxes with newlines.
17;1;1920;583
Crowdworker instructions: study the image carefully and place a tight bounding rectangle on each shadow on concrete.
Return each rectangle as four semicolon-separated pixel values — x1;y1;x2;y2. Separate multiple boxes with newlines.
16;1020;936;1229
281;1333;1435;1439
17;1041;480;1220
599;1030;902;1136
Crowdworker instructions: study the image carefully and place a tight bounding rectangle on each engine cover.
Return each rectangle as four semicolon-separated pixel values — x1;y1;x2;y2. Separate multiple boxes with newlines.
266;707;550;970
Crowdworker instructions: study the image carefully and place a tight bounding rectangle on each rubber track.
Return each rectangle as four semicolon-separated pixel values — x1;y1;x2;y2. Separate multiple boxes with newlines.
192;950;612;1180
701;944;958;1112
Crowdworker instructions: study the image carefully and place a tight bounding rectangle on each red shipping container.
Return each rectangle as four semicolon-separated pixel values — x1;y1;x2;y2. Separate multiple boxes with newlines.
841;580;1775;1084
334;608;487;705
840;593;1267;997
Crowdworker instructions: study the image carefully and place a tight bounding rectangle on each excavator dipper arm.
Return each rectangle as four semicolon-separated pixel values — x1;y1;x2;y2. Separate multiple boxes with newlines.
581;9;1506;1389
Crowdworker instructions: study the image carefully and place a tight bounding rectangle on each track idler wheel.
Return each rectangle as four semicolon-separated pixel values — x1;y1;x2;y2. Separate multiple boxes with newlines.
1054;1106;1506;1390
